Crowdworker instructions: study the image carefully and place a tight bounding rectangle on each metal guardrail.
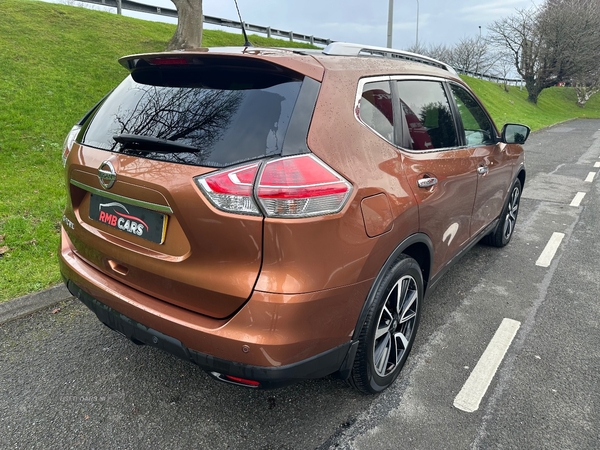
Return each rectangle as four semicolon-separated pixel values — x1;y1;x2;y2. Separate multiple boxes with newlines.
80;0;332;45
458;69;525;87
67;1;525;85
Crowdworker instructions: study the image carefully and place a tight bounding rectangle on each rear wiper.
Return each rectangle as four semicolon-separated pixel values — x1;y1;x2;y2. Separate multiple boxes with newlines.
113;134;197;153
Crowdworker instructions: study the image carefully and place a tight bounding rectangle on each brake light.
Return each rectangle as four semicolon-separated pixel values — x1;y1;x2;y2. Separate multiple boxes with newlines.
149;57;190;66
196;155;352;218
257;155;352;218
62;125;81;167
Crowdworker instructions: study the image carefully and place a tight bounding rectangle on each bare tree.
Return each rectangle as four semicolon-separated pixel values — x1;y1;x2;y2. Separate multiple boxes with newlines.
555;0;600;107
424;43;454;64
406;42;454;65
167;0;203;50
574;69;600;108
407;37;495;76
450;36;496;74
489;1;600;104
404;43;428;56
489;50;517;92
488;8;551;103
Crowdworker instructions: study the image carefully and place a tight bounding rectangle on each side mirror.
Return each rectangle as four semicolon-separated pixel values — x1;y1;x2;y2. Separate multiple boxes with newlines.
500;123;531;144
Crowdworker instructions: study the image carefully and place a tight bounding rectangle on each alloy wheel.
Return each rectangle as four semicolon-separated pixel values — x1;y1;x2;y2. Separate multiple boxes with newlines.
372;275;419;377
503;185;520;241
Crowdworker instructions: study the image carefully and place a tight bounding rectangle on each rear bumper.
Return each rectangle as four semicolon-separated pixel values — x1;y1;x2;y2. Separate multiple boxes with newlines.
65;279;354;388
59;226;370;388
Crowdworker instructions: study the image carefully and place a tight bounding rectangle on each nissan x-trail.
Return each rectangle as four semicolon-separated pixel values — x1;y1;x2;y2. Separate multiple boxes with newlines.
59;42;530;393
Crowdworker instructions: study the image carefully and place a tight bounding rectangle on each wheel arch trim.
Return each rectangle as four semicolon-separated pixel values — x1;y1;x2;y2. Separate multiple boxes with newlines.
338;233;433;380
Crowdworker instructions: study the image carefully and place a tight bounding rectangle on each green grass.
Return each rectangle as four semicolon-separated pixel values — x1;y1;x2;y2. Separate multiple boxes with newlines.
0;0;599;301
461;76;600;131
0;0;315;301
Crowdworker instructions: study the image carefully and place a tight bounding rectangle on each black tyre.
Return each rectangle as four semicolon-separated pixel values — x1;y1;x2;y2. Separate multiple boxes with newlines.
483;179;522;248
349;255;423;394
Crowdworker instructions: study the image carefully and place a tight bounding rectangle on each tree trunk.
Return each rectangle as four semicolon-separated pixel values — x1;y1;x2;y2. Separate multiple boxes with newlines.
167;0;203;51
524;77;540;104
575;84;600;108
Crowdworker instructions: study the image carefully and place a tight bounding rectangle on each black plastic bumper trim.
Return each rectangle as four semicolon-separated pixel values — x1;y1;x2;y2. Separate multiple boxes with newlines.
66;279;352;389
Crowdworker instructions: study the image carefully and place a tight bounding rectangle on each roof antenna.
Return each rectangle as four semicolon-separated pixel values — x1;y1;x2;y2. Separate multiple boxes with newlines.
233;0;252;47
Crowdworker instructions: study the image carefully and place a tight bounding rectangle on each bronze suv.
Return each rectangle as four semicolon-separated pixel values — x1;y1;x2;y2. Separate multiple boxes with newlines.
59;42;529;393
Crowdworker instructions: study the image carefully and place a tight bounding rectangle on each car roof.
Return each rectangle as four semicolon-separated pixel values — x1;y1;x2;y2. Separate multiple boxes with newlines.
119;42;461;84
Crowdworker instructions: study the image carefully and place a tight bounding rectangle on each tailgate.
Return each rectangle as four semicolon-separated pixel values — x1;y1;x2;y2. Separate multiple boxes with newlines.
64;146;263;319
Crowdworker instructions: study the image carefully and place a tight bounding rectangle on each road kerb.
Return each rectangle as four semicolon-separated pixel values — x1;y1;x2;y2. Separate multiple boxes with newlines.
0;284;72;325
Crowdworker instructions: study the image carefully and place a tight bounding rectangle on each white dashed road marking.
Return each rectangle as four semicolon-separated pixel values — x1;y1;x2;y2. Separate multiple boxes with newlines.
585;172;596;182
594;162;600;168
453;318;521;413
536;232;565;267
570;192;586;207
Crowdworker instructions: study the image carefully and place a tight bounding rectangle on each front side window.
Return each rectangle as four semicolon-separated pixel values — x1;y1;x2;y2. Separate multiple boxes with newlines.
450;84;496;146
358;81;394;144
395;80;458;151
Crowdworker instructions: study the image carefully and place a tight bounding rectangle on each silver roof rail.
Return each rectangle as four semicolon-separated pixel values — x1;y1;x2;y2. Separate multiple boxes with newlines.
322;42;457;75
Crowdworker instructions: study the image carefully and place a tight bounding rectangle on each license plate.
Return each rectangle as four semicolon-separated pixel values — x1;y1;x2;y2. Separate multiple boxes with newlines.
89;194;167;244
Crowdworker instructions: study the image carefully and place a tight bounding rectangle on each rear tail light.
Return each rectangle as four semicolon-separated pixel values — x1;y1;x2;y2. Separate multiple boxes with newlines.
196;163;261;216
257;155;352;218
195;155;352;218
62;125;81;167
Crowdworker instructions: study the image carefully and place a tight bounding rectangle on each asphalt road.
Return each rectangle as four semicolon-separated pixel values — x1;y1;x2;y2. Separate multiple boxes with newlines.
1;120;599;449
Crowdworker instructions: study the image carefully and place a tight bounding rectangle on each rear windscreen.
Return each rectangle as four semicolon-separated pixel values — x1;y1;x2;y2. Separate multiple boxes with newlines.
80;67;304;167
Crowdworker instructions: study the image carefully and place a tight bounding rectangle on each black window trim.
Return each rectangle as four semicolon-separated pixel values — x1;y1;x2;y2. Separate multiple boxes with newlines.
443;81;466;147
355;75;498;154
281;76;321;157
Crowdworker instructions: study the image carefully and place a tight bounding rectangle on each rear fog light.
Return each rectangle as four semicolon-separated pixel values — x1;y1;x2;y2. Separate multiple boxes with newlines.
210;372;261;388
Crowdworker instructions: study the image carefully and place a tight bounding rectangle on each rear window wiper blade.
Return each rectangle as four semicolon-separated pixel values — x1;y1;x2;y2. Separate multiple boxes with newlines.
113;134;197;153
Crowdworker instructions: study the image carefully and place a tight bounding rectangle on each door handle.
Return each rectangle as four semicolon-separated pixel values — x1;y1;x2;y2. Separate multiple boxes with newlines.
477;166;489;175
417;177;438;188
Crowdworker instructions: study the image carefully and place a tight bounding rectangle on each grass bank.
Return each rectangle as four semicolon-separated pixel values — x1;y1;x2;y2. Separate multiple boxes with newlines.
0;0;314;300
1;0;599;301
461;76;600;130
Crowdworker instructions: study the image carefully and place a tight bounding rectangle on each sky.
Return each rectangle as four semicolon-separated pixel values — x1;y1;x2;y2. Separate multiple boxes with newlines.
45;0;543;50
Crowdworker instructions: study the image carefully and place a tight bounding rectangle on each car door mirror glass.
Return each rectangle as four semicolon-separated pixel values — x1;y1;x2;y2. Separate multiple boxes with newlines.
501;124;530;144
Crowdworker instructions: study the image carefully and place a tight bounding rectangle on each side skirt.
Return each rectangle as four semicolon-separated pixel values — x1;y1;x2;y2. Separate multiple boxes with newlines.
427;218;499;294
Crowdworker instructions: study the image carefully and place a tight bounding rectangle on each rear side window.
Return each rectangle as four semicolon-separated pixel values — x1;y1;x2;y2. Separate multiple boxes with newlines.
395;80;458;150
80;68;304;168
358;81;394;144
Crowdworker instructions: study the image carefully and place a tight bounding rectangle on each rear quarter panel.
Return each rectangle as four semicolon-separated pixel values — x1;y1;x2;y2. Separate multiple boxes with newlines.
256;68;420;295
